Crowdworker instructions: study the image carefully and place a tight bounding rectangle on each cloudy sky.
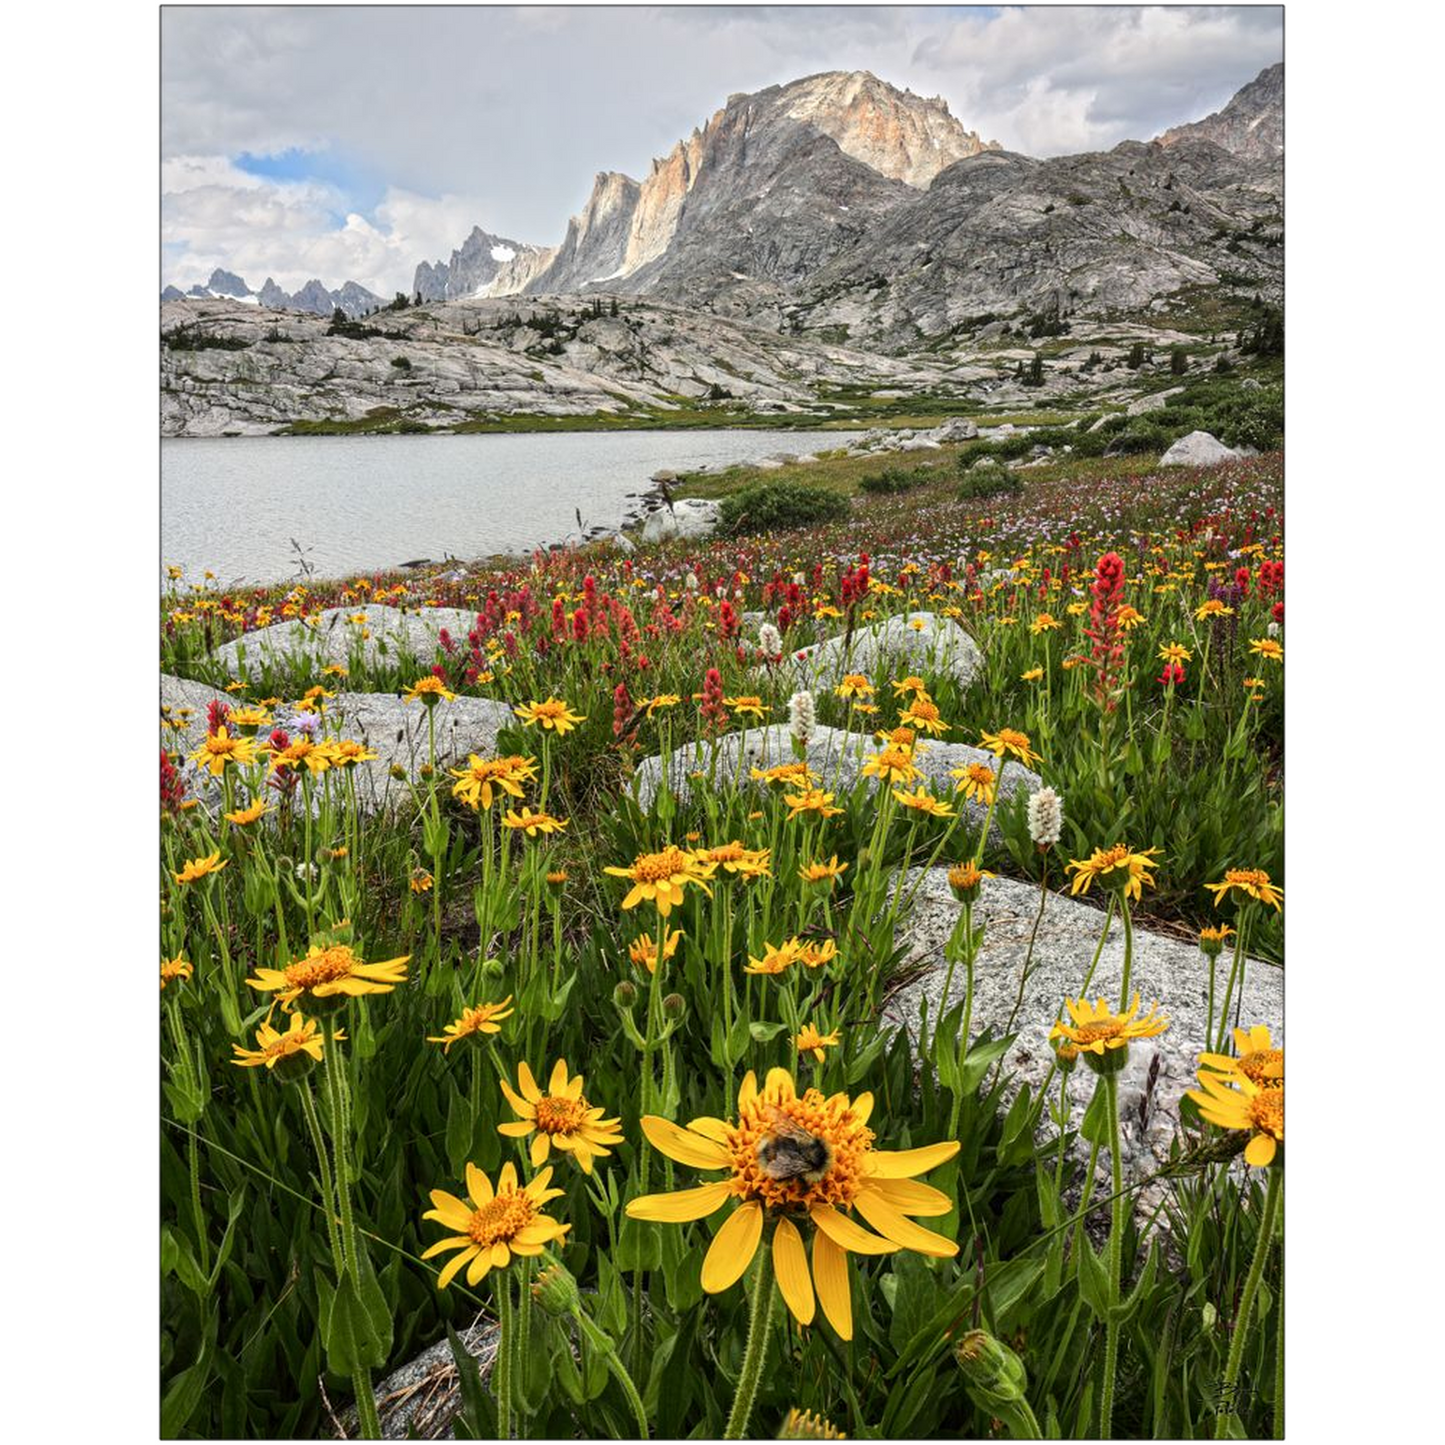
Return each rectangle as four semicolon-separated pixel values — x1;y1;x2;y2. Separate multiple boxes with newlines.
161;4;1283;297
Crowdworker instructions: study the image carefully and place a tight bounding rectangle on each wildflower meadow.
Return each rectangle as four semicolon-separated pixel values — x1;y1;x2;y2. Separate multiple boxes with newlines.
160;455;1284;1439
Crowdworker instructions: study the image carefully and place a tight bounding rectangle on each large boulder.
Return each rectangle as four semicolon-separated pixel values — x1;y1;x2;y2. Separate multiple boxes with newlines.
883;867;1282;1218
630;723;1039;821
1125;386;1183;417
210;604;480;676
1159;430;1239;467
930;416;979;442
639;498;721;543
792;611;984;693
162;673;516;815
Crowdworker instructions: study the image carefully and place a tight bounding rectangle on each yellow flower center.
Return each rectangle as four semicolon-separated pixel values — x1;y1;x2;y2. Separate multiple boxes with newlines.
261;1030;311;1061
908;699;940;722
996;728;1029;749
283;946;356;989
1250;1088;1284;1138
1239;1051;1284;1087
724;1090;871;1213
467;1191;536;1247
1070;1015;1127;1045
534;1094;590;1135
532;700;567;719
1095;844;1132;872
632;847;690;884
709;842;745;863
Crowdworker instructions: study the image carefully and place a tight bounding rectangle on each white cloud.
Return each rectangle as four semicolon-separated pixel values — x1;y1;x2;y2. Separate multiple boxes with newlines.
160;6;1282;294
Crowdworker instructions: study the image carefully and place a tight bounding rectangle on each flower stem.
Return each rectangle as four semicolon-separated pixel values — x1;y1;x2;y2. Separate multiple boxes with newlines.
495;1269;514;1439
298;1079;344;1272
572;1304;650;1438
1118;895;1135;1010
1215;908;1253;1053
724;1247;775;1440
1215;1167;1281;1439
1098;1072;1125;1440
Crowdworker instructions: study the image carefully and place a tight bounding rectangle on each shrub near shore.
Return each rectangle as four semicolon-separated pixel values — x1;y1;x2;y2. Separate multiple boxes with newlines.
161;453;1284;1438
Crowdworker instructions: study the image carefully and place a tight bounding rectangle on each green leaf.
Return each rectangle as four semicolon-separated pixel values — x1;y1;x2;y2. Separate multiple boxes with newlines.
322;1268;387;1374
208;1185;248;1289
1080;1079;1112;1146
446;1322;497;1439
747;1020;788;1043
1113;1238;1159;1324
160;1315;216;1438
956;1036;1012;1096
1075;1233;1112;1321
353;1236;395;1359
446;1085;473;1177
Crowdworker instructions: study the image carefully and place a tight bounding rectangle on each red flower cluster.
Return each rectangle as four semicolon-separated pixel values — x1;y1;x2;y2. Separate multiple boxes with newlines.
697;666;727;733
1084;551;1127;712
206;698;231;736
160;749;188;815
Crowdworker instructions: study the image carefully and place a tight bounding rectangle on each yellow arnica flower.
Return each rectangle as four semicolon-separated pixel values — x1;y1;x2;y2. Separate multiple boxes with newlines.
752;760;821;788
224;798;271;826
403;676;457;705
746;938;806;975
799;856;848;885
784;788;845;820
450;754;539;811
978;727;1041;767
1030;613;1062;634
947;861;994;902
1158;642;1192;665
891;787;956;819
898;695;950;736
231;1013;334;1072
427;997;515;1053
625;1068;960;1339
798;939;839;970
267;737;332;775
723;695;769;719
1049;994;1170;1056
515;697;587;733
629;929;683;975
329;738;379;767
503;807;569;837
422;1162;569;1289
1067;843;1162;902
1020;666;1044;683
160;956;193;989
604;846;715;916
1248;638;1283;664
188;726;257;776
891;675;928;696
644;693;681;715
861;745;922;787
173;852;228;885
835;675;874;699
498;1059;624;1173
795;1025;841;1063
1185;1069;1283;1168
951;761;997;805
703;841;772;879
246;942;409;1011
1194;599;1234;620
1206;868;1283;912
1115;605;1146;631
1198;1024;1283;1089
409;868;434;893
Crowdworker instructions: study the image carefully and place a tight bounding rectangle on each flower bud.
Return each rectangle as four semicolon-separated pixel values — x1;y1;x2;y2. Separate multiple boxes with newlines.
613;980;638;1010
272;1049;317;1083
530;1260;581;1317
954;1329;1030;1413
778;1407;846;1440
947;860;986;904
481;956;505;979
389;763;407;781
1053;1040;1080;1074
662;993;686;1020
420;763;435;779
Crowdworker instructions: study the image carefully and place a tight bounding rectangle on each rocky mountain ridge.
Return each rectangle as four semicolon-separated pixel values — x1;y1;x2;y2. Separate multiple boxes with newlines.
1157;62;1282;162
162;268;384;318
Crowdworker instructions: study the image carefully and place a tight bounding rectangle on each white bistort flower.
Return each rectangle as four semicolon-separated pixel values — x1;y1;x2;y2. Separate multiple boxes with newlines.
758;622;782;660
1027;786;1064;848
788;689;816;745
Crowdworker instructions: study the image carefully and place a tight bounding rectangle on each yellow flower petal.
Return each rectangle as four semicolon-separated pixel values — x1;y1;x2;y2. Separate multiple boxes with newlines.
516;1062;542;1104
640;1115;731;1169
853;1190;959;1257
865;1177;954;1217
809;1203;898;1255
1244;1133;1277;1167
549;1058;571;1096
530;1133;550;1168
867;1141;960;1178
425;1190;473;1230
465;1163;493;1210
772;1216;816;1327
701;1200;763;1293
437;1244;479;1290
812;1227;853;1340
626;1180;734;1223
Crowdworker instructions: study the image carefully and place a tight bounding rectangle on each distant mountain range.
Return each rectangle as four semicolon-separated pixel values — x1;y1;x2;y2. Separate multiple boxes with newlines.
162;63;1281;339
161;270;384;318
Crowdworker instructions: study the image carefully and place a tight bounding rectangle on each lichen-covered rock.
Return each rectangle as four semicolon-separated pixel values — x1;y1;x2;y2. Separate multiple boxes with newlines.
1159;430;1239;467
162;673;515;815
630;723;1038;822
882;867;1282;1219
791;611;984;692
210;604;479;675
